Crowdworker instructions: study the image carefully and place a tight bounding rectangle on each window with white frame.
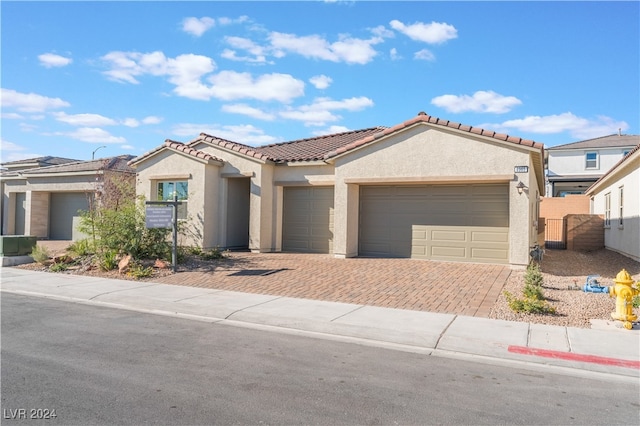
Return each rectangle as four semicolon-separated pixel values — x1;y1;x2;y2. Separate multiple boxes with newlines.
585;152;598;169
604;192;611;227
157;181;188;219
618;186;624;227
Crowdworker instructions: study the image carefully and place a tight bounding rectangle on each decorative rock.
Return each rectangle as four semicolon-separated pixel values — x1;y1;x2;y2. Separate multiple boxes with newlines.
154;259;170;269
118;254;132;274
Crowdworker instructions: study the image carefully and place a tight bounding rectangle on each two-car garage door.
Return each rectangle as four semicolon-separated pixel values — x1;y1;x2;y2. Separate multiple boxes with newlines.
359;184;509;263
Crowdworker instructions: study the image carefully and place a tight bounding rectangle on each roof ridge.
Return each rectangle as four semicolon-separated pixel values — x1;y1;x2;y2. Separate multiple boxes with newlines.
256;126;388;150
325;111;542;159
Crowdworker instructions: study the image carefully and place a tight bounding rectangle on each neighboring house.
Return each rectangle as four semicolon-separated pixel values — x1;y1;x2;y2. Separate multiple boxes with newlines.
130;112;544;266
0;155;135;239
546;134;639;197
585;144;640;262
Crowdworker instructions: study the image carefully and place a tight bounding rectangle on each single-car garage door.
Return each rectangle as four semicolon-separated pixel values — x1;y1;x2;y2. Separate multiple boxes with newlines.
359;184;509;263
283;187;334;253
50;192;91;240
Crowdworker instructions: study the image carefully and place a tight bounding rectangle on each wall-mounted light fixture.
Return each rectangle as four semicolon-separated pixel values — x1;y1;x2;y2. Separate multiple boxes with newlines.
516;181;527;195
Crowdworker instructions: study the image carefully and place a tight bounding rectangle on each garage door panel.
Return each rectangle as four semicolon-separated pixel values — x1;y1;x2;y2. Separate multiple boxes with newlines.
360;184;509;263
283;187;334;254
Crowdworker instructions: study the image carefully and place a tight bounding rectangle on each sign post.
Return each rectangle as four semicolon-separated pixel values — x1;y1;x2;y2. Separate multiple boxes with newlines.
145;194;182;273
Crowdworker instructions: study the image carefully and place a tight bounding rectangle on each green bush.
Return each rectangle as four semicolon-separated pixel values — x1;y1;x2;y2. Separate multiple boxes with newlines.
49;262;69;272
68;239;94;256
504;291;556;315
98;250;119;271
128;262;154;280
505;262;556;315
201;247;225;260
30;244;51;264
78;174;173;262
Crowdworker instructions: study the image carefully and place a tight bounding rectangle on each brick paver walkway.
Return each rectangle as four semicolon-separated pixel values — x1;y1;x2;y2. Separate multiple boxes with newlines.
152;252;512;318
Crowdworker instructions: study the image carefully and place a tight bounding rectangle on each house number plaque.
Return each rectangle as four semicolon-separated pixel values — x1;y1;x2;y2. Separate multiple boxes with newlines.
514;166;529;173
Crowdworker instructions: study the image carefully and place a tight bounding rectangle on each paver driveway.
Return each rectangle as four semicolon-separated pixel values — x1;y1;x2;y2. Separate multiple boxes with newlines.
152;252;512;317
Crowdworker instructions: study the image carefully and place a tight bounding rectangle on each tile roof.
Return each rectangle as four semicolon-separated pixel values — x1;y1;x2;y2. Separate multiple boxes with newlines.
0;156;79;168
129;140;224;166
130;112;544;167
193;127;388;163
18;155;136;175
547;134;640;150
325;112;543;158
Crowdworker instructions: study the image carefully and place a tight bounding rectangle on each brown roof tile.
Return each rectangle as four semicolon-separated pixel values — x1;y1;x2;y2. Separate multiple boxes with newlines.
19;155;136;175
323;112;543;159
129;140;223;166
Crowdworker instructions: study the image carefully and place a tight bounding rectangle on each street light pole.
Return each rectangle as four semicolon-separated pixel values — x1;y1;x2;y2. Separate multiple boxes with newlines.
92;145;107;160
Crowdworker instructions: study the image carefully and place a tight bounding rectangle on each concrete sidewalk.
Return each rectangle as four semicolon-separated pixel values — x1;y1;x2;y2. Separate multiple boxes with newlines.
1;267;638;380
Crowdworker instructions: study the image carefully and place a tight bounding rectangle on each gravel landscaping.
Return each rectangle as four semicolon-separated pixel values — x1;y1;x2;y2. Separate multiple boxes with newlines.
489;248;640;328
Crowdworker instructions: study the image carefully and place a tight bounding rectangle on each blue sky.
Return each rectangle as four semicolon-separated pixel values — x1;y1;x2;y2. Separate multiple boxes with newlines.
1;1;639;163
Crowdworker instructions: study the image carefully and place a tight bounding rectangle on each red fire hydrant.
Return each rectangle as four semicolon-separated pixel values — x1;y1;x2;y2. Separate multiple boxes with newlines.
609;269;639;330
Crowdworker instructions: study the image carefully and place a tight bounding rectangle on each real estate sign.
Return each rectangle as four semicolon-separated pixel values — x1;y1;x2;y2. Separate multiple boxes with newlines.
145;206;173;229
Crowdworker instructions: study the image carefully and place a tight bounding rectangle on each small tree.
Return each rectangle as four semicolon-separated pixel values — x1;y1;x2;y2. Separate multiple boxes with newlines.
79;172;172;261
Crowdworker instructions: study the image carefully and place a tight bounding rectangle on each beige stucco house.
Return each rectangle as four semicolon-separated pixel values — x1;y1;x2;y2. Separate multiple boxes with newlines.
130;112;545;266
1;155;135;240
585;144;640;261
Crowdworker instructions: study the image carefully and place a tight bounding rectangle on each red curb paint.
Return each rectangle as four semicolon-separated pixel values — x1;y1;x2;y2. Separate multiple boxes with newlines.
508;345;640;370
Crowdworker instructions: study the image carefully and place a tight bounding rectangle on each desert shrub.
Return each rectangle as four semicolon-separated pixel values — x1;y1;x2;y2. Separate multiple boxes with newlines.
30;244;51;264
127;262;154;279
68;239;94;257
49;262;69;272
504;291;556;315
98;250;119;271
505;262;555;315
201;247;225;260
78;174;172;261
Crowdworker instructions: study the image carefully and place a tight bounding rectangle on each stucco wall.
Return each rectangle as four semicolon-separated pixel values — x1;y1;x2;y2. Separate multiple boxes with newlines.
590;161;640;261
134;150;220;248
548;148;632;177
332;125;539;265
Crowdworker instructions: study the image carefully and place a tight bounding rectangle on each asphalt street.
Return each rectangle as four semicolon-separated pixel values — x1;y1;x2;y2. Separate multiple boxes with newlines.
2;293;639;425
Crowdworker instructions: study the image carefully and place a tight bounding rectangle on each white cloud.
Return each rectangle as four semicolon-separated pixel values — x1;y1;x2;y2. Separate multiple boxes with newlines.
208;71;304;103
390;48;401;60
172;122;278;146
142;116;163;124
182;17;215;37
101;51;217;99
0;139;41;163
1;112;24;120
279;96;374;126
1;88;70;112
120;144;135;150
62;127;126;144
38;53;72;68
431;90;523;114
479;113;629;140
309;75;333;90
313;125;351;136
101;51;304;103
269;31;381;64
414;49;436;61
390;20;458;44
122;118;139;127
221;104;276;121
53;112;118;126
222;36;268;63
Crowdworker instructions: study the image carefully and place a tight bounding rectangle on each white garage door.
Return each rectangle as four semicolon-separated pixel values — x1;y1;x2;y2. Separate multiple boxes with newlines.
283;187;334;254
50;192;91;240
359;184;509;263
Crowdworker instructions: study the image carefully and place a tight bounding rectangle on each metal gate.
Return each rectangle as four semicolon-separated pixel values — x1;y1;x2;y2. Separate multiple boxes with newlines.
544;218;566;249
